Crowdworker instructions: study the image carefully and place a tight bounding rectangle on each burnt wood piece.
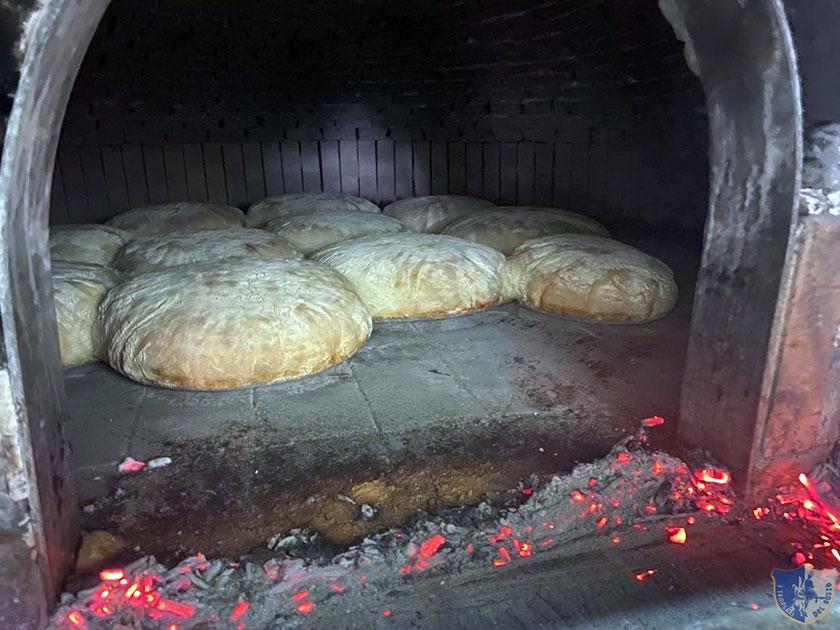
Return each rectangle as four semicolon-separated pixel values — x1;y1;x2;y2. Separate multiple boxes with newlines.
0;0;110;624
660;0;802;492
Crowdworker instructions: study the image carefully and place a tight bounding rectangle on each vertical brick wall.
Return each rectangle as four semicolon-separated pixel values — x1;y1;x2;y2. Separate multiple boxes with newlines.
51;0;709;229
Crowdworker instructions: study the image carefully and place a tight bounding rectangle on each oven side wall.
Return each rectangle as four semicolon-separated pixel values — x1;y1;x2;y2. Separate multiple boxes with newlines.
660;0;802;490
748;1;840;493
0;0;109;624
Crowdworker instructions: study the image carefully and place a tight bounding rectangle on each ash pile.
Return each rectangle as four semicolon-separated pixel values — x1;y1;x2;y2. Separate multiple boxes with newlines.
52;417;746;629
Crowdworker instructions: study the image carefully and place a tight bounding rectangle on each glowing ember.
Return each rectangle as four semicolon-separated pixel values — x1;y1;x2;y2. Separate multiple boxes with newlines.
696;468;730;485
616;452;632;464
230;598;249;621
99;568;125;582
588;477;598;487
652;461;664;474
596;516;608;528
665;526;687;545
118;457;146;473
466;543;474;553
750;602;759;610
66;610;85;627
292;589;309;602
330;583;344;593
612;535;621;544
642;415;665;427
383;609;392;617
793;551;807;565
634;569;657;582
570;490;585;502
419;534;446;558
522;488;533;496
296;600;314;614
262;559;281;580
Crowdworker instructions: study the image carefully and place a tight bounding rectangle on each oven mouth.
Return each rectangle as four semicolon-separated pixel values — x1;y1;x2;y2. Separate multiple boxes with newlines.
0;0;824;626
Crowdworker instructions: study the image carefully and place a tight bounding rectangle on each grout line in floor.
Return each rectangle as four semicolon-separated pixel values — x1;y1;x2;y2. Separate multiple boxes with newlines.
124;385;149;457
347;362;392;466
408;319;506;417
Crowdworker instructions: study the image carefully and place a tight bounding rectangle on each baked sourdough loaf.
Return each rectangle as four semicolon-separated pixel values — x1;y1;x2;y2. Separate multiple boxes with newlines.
312;232;509;319
107;202;245;235
96;259;372;390
507;234;678;323
111;228;302;275
49;224;132;266
382;195;495;233
246;193;380;228
443;207;609;255
52;261;121;366
265;210;407;256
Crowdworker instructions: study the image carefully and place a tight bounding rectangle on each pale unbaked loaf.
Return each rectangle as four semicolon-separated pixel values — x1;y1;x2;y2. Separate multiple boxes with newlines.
52;262;121;366
49;224;132;266
443;207;609;255
106;202;245;235
382;195;496;233
311;233;509;319
265;210;407;256
246;193;380;228
97;259;372;390
507;235;678;322
111;228;302;275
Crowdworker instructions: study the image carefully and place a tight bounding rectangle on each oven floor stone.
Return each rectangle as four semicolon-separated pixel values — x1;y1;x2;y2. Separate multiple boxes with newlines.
64;224;702;557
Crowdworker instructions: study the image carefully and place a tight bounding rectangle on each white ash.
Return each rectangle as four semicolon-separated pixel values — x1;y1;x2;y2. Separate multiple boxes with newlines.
801;123;840;216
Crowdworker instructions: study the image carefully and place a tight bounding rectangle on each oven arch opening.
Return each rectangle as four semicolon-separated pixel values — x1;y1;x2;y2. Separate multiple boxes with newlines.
0;0;802;618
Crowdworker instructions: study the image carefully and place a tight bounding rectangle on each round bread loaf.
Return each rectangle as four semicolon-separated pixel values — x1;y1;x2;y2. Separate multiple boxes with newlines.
49;224;131;266
265;210;407;256
111;228;302;275
507;235;678;323
52;262;121;366
443;207;609;255
382;195;496;233
106;202;245;235
97;259;372;390
311;233;509;319
246;193;380;228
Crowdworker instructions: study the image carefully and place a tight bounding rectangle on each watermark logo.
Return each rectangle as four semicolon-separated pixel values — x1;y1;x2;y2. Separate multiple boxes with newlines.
771;566;837;624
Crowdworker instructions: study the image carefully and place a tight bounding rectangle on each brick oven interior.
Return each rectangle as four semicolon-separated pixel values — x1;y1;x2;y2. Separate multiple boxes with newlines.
52;0;710;560
8;0;840;627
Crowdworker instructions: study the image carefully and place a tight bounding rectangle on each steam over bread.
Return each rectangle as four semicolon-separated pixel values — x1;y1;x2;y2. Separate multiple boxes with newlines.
311;233;509;319
111;228;302;275
106;202;245;235
246;193;380;228
52;262;121;366
97;259;372;390
507;235;678;322
49;224;131;266
265;210;407;256
382;195;496;233
443;207;609;255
